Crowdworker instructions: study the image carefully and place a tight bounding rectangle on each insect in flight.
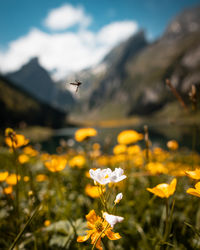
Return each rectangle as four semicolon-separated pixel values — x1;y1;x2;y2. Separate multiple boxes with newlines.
69;80;82;93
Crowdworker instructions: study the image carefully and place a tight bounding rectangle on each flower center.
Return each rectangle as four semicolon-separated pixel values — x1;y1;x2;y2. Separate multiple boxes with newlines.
95;221;104;232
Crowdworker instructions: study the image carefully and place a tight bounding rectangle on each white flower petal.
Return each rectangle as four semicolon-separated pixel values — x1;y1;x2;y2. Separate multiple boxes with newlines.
103;212;124;228
114;193;123;204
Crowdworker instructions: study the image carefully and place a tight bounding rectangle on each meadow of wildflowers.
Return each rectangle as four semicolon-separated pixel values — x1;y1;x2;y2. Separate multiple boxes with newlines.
0;126;200;249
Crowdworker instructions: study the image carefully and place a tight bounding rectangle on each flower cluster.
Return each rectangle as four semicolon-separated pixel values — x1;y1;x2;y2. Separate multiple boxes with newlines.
77;167;126;249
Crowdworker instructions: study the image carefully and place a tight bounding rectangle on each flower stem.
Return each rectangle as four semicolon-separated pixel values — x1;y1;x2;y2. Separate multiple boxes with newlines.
9;204;41;250
163;198;169;243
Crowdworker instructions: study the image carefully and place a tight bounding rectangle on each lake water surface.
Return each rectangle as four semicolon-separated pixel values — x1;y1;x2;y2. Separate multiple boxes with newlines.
41;123;200;154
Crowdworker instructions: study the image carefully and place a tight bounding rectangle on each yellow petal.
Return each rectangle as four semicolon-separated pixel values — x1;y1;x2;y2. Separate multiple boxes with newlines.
0;172;9;182
185;169;200;180
86;210;98;224
168;178;177;197
95;238;103;250
91;232;101;244
77;230;93;242
195;182;200;191
105;229;121;240
187;188;200;198
147;187;165;198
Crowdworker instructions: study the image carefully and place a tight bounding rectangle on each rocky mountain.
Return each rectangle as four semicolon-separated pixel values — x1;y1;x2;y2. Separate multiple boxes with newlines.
0;75;67;128
70;5;200;119
7;58;75;112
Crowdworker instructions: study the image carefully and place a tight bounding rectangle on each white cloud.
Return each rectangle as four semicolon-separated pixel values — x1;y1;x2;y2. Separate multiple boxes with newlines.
97;21;138;46
0;5;139;79
44;4;92;30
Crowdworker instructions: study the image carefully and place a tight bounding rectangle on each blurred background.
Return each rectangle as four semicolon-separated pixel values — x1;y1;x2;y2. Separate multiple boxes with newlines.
0;0;200;151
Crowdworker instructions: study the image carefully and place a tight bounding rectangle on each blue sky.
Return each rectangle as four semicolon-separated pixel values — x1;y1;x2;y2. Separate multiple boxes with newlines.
0;0;199;78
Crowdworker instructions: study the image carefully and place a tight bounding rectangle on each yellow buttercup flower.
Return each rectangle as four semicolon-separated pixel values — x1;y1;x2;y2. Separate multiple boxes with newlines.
44;155;67;172
6;174;21;185
0;172;9;182
69;155;86;168
41;153;51;161
18;154;30;164
117;130;143;145
5;133;29;149
85;184;105;198
77;210;121;250
3;186;13;195
75;128;97;142
24;176;30;182
147;178;177;198
185;169;200;180
44;220;51;227
113;144;127;155
36;174;48;182
28;190;33;196
93;143;101;151
146;162;167;175
97;156;110;166
127;145;141;155
187;182;200;198
23;146;38;157
167;140;179;150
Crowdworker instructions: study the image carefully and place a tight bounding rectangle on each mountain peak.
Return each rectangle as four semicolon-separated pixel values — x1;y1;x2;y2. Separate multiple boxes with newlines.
163;5;200;39
7;58;75;112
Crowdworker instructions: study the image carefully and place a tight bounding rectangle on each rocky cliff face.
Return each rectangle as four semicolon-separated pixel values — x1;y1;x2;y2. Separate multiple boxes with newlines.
7;58;75;112
71;6;200;119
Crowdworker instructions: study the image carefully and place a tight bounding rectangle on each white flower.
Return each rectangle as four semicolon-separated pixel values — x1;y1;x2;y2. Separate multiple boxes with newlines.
114;193;123;204
103;212;124;228
110;168;126;183
89;167;126;185
89;168;112;185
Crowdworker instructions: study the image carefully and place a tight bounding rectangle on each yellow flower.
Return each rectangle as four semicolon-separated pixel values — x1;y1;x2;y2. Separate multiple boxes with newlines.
75;128;97;142
3;186;13;195
147;178;177;198
111;154;126;164
44;220;51;227
5;133;29;148
69;155;86;168
36;174;48;182
77;210;121;250
24;176;30;182
44;155;67;172
187;182;200;198
185;169;200;180
127;145;141;155
146;162;167;175
6;174;21;185
97;156;110;166
85;184;105;198
93;143;101;151
23;146;38;157
113;144;127;155
0;171;9;182
132;156;144;168
28;190;33;196
167;140;179;150
41;153;51;161
18;154;30;164
117;130;143;145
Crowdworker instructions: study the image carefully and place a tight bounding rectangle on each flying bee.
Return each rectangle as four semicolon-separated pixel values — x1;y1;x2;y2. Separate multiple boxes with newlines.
69;80;82;93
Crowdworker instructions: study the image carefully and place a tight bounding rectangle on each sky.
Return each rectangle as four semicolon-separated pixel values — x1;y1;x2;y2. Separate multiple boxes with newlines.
0;0;199;79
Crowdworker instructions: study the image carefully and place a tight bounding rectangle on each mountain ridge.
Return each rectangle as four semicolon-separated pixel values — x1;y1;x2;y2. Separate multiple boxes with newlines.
70;5;200;119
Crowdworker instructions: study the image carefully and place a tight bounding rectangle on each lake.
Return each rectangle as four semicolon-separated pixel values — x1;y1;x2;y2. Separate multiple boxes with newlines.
40;123;200;154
